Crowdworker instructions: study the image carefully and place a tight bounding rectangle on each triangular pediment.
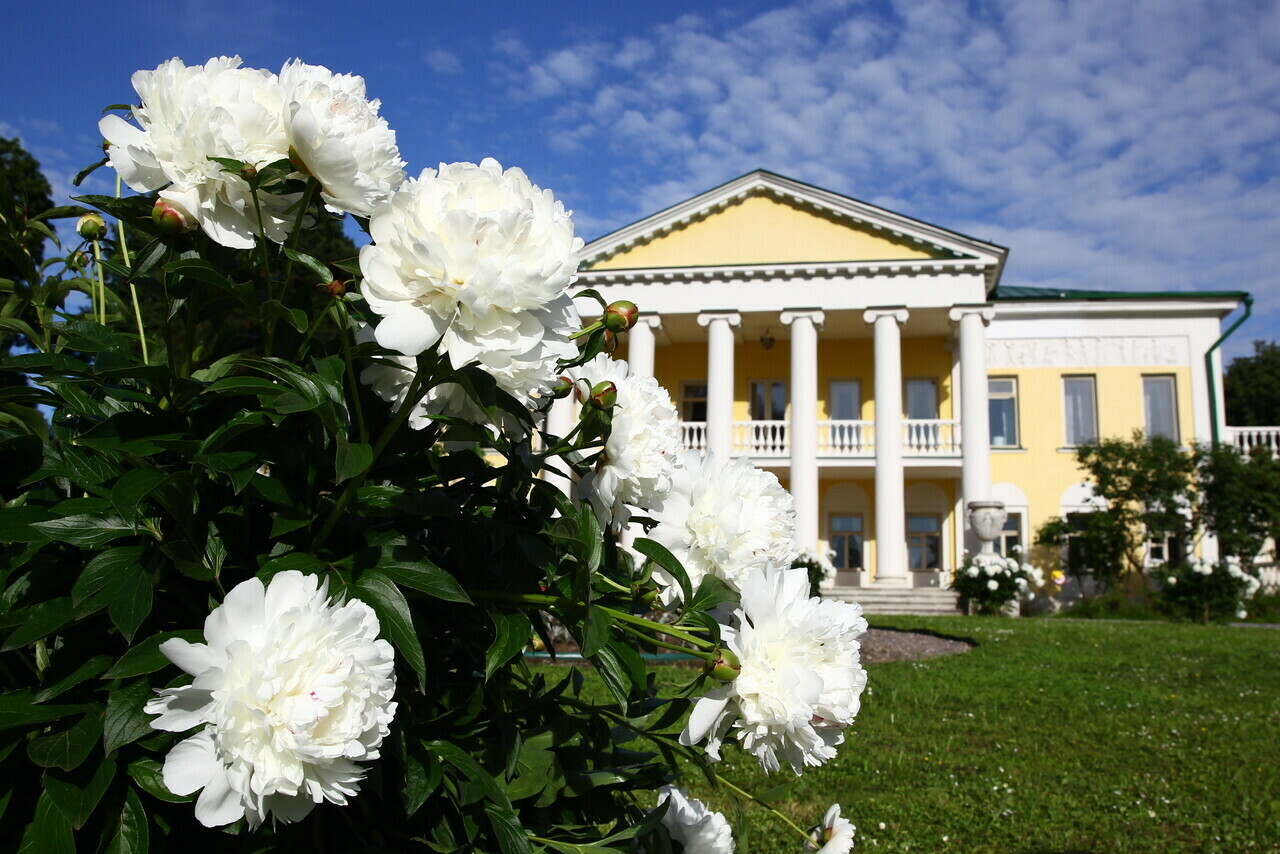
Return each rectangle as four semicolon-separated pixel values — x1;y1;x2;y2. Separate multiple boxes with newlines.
581;170;1007;282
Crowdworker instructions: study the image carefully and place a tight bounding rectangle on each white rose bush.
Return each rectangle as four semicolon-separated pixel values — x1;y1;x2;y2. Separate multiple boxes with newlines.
950;547;1045;615
0;55;868;852
1154;555;1263;623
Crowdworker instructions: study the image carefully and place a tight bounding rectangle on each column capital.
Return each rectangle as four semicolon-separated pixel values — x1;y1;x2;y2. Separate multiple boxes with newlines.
863;306;909;326
780;308;825;328
635;314;663;330
696;311;742;328
948;304;995;325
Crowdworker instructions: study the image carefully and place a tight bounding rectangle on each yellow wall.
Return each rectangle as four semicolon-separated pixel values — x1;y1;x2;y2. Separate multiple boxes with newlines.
990;365;1196;546
589;195;940;270
817;477;958;582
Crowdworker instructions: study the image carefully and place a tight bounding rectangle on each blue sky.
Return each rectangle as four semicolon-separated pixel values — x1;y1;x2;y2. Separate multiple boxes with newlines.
4;0;1278;358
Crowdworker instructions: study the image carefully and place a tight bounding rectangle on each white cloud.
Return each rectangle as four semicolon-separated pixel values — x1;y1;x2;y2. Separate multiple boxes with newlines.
508;0;1280;351
423;49;463;75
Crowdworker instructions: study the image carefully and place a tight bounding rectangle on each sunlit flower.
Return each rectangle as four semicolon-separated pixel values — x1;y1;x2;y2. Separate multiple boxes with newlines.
101;56;298;249
569;355;683;530
681;567;867;774
145;571;397;828
654;786;735;853
279;60;405;216
359;158;582;363
805;804;856;853
986;579;999;591
650;452;797;604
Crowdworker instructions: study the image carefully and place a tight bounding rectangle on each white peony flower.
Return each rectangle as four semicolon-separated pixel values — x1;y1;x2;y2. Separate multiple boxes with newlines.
965;565;979;578
987;579;999;591
806;804;856;854
654;786;735;853
681;568;867;775
101;56;298;249
649;452;797;604
1167;576;1177;586
145;571;397;828
359;158;583;361
569;355;683;530
1237;609;1248;620
278;60;405;217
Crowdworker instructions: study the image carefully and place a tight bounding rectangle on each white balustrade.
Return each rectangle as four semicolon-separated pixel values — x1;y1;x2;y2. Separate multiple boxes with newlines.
681;421;708;452
1226;426;1280;455
734;420;789;456
903;419;961;455
819;420;874;455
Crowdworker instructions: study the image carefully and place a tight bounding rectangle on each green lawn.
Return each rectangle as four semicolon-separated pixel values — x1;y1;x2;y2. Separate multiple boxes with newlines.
586;617;1280;853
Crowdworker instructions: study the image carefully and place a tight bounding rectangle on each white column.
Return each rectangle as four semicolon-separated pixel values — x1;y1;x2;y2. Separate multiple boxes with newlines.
949;306;995;523
865;307;909;587
628;315;660;378
545;396;576;497
697;311;741;462
781;309;824;553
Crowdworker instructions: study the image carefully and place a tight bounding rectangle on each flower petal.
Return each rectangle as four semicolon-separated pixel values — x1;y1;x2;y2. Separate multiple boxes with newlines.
162;730;220;796
194;762;246;828
158;638;218;676
374;310;447;356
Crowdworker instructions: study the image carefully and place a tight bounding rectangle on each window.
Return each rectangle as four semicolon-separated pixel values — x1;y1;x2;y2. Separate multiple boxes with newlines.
829;380;861;420
749;379;787;421
829;514;864;570
681;382;707;422
1063;376;1098;446
906;515;941;570
989;378;1019;447
1143;375;1179;442
994;512;1022;556
905;379;938;420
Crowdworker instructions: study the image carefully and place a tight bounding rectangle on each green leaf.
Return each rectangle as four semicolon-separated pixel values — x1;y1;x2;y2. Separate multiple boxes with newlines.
283;247;333;283
30;514;136;548
104;631;204;679
586;647;631;708
27;711;103;771
35;656;113;703
261;299;309;333
162;258;231;288
579;605;612;659
106;787;149;854
72;547;145;607
353;571;426;689
484;799;535;854
17;791;74;854
485;609;531;681
43;755;117;829
365;550;472;604
335;441;372;483
2;598;74;651
207;155;246;173
0;505;55;543
110;469;168;526
633;538;692;607
756;780;796;803
103;680;154;756
0;692;94;732
107;567;153;643
689;574;737;613
128;758;192;803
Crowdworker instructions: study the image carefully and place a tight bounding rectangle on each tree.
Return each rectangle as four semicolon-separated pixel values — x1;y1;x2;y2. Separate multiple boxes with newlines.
0;136;54;277
1196;442;1280;565
1224;340;1280;426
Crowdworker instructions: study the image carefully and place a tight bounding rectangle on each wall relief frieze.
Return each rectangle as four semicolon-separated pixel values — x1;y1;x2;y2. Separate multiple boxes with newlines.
986;336;1189;368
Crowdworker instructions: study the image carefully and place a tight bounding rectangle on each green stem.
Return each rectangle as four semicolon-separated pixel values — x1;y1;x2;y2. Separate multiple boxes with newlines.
717;777;815;844
114;177;149;364
308;368;430;552
333;303;368;444
597;605;714;649
265;180;318;356
90;239;106;324
569;320;602;341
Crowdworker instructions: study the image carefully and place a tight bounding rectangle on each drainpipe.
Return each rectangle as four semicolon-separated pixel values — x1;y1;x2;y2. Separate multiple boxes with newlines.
1205;294;1253;446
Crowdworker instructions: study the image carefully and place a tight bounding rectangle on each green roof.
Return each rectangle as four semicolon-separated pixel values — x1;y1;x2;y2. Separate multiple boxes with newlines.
991;285;1248;302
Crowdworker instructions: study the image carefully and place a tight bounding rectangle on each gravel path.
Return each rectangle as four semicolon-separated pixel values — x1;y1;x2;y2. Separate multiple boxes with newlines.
860;627;973;663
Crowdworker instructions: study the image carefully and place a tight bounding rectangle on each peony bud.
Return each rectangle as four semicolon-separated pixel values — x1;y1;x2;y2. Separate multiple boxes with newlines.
637;586;660;606
602;329;619;353
707;647;741;682
322;280;346;298
240;163;258;181
66;250;89;271
602;300;639;332
151;199;195;236
549;376;574;399
586;381;617;410
76;213;107;241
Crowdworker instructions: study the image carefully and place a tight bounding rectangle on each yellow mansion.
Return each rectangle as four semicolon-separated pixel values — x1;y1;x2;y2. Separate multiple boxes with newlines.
557;170;1247;607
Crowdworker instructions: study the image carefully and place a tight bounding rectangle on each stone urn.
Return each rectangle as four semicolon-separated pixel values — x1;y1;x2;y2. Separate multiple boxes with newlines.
967;500;1008;558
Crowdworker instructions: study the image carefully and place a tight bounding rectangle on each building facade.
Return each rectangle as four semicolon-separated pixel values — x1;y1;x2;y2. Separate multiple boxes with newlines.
563;170;1247;590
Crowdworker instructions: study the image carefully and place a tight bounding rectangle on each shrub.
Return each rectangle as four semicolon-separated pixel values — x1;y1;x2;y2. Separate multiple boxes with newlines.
1154;556;1263;623
950;548;1044;616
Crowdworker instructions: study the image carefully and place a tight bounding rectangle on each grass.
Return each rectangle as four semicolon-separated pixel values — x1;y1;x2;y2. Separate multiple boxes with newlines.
559;617;1280;853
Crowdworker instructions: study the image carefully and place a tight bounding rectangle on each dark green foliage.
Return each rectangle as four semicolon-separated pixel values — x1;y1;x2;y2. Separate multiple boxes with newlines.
0;165;721;852
1224;340;1280;427
1195;442;1280;567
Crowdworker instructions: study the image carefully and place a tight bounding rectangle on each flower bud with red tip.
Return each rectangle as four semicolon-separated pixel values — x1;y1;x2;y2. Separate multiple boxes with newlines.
708;647;741;682
76;213;107;241
603;329;619;353
151;199;196;236
586;380;617;411
603;300;638;332
549;376;574;399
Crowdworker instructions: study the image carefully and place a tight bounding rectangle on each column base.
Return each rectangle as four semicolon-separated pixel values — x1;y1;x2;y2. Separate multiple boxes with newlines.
871;574;911;589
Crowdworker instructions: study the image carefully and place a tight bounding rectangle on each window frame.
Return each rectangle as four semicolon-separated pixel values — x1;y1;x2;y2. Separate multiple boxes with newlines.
905;513;942;570
904;377;939;421
679;380;707;423
827;512;865;571
828;379;862;421
1062;375;1099;447
988;376;1020;448
748;378;788;421
1141;374;1180;443
994;511;1023;557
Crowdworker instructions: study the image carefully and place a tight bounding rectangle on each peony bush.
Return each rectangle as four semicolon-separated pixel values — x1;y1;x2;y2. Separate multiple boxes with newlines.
0;56;867;852
1155;555;1262;623
950;547;1045;615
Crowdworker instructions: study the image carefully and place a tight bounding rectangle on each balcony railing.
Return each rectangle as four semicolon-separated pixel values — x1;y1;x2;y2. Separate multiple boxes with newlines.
677;419;961;458
1226;426;1280;455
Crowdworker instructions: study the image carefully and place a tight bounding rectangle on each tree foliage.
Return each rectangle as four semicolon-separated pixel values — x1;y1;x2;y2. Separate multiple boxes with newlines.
1224;340;1280;427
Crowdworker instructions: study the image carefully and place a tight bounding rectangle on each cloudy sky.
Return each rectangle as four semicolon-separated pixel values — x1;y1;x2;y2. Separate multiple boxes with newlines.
4;0;1277;356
